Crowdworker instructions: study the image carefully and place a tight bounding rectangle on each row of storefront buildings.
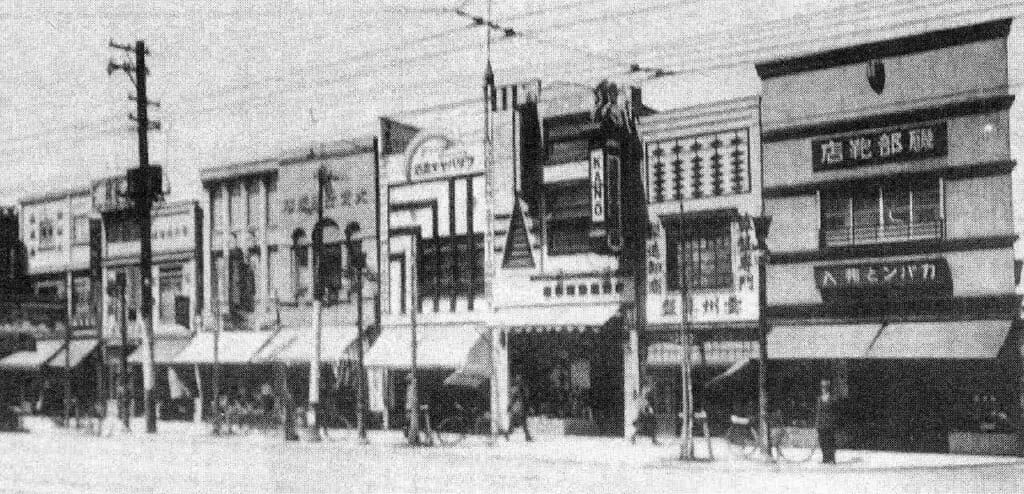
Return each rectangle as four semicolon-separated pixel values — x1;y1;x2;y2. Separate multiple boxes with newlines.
1;19;1022;454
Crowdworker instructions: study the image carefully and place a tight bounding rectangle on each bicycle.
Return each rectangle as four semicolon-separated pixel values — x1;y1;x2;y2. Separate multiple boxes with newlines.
435;402;492;446
725;414;817;463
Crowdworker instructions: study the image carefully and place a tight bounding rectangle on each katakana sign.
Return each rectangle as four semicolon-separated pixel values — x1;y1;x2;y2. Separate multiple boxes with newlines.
814;258;952;300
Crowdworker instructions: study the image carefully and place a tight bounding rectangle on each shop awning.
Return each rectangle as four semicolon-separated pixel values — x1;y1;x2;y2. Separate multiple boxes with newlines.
767;324;881;360
127;339;192;365
0;340;65;371
255;326;360;364
646;340;758;367
443;337;493;387
493;304;620;332
47;340;100;369
365;325;488;369
172;331;275;365
866;320;1012;359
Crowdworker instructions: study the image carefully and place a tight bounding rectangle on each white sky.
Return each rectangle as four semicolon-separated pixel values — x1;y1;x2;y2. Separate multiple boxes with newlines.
1;0;1024;210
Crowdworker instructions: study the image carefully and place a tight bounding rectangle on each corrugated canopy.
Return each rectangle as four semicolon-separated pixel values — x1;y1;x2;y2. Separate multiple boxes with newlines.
172;331;274;365
47;340;99;369
255;326;360;364
767;324;881;360
0;340;65;370
128;339;192;365
493;304;620;332
867;320;1011;359
366;325;486;369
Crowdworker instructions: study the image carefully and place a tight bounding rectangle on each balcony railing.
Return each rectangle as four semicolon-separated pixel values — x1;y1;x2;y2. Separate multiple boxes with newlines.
821;220;943;247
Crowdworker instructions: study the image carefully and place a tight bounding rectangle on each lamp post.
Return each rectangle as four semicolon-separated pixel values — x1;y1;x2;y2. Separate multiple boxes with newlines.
748;213;773;462
345;221;369;443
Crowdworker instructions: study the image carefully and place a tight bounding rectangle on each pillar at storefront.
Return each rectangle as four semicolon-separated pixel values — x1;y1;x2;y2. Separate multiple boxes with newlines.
623;316;641;438
256;178;270;317
491;326;510;432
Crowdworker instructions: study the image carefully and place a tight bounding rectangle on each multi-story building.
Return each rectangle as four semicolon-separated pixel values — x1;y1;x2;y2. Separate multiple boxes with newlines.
756;19;1020;453
19;186;94;329
368;77;650;436
638;96;763;434
197;141;378;408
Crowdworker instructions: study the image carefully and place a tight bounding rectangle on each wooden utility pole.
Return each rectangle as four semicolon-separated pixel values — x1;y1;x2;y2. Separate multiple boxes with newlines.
677;199;695;461
345;221;368;442
408;235;420;446
108;39;162;434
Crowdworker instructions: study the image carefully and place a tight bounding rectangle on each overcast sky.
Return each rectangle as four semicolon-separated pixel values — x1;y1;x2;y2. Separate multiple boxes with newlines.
2;0;1023;208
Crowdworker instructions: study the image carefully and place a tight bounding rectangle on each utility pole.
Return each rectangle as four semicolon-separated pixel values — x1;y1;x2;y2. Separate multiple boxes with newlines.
677;200;695;461
308;165;331;442
345;222;368;443
408;234;420;446
117;273;130;431
108;39;162;434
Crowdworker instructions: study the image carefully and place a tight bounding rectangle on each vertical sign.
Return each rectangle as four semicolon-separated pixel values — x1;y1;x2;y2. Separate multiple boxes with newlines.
589;148;606;224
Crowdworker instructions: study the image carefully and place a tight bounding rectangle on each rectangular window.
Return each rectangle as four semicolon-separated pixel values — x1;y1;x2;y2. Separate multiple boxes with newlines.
229;183;245;229
71;215;90;245
159;265;183;324
72;275;91;316
105;214;140;243
546;138;590;165
821;180;942;246
293;245;310;300
266;180;279;227
546;181;591;255
246;181;258;227
666;219;732;291
416;233;484;310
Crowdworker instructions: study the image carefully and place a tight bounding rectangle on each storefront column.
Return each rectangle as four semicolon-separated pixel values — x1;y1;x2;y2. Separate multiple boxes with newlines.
491;326;510;432
256;178;270;317
201;187;215;325
623;323;640;438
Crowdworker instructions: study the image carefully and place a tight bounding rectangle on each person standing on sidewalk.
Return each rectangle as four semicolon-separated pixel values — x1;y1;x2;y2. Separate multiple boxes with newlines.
630;381;658;445
505;375;533;442
816;378;841;464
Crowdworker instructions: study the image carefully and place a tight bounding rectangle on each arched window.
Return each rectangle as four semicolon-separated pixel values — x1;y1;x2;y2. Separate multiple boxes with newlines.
317;220;343;303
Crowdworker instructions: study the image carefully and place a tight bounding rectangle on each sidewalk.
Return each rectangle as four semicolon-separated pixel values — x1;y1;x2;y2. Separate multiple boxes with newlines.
19;416;1023;472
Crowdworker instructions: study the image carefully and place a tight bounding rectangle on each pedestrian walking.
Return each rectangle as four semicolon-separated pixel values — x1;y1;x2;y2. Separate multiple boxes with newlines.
816;378;841;464
505;375;533;442
630;381;658;445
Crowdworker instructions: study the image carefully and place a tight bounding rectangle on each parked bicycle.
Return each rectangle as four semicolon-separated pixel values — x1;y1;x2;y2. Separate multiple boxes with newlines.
436;402;492;446
725;414;817;462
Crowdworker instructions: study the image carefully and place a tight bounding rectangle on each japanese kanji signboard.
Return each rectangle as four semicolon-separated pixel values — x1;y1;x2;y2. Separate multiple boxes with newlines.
811;122;947;171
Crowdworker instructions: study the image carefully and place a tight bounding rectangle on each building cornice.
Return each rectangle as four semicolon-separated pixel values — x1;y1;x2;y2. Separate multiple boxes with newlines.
770;234;1017;265
763;159;1016;198
755;18;1012;80
762;94;1014;143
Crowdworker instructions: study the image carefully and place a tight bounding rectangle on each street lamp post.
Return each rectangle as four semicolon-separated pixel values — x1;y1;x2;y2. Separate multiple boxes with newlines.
345;221;369;443
749;214;773;462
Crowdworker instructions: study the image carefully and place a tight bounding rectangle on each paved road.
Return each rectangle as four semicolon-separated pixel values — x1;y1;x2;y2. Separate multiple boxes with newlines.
0;428;1022;493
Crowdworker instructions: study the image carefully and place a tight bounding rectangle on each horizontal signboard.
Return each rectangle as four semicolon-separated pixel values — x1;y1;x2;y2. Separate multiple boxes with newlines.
814;258;952;300
811;122;947;171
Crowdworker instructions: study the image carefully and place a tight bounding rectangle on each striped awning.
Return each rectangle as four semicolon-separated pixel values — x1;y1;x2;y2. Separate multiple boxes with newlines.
366;325;487;369
254;326;360;364
866;320;1011;359
493;304;621;332
47;340;99;369
127;339;192;365
0;340;65;370
172;331;275;365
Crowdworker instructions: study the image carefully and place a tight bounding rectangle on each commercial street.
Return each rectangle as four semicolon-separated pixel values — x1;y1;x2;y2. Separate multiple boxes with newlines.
1;422;1021;493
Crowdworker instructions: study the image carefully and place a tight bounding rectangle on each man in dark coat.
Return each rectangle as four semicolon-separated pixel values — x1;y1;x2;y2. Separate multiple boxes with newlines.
816;378;841;464
505;375;532;442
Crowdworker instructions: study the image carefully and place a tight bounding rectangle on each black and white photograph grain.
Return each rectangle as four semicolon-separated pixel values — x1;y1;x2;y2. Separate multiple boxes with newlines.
2;1;1024;492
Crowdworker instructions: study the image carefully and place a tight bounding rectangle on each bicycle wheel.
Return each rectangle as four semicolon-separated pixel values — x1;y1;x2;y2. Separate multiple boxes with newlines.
472;416;494;445
725;425;758;458
436;417;467;446
774;428;817;463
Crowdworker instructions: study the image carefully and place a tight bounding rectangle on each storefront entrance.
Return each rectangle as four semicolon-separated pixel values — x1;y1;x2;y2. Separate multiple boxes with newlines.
508;329;623;436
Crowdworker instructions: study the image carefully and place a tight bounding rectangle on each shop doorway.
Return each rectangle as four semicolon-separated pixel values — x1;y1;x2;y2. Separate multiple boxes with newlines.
508;329;623;436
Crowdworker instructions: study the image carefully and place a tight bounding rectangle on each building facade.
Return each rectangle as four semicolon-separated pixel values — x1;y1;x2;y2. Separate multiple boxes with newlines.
757;19;1020;453
638;96;763;434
